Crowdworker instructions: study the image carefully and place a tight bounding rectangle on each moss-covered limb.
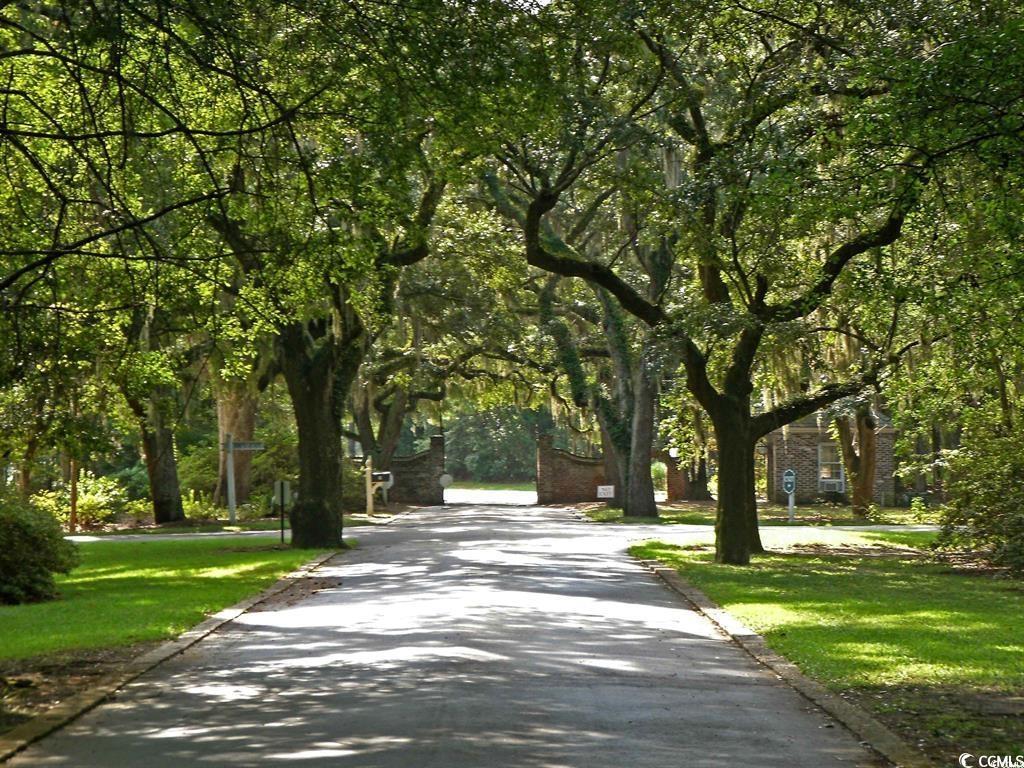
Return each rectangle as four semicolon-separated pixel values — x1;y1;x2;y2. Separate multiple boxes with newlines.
538;276;591;408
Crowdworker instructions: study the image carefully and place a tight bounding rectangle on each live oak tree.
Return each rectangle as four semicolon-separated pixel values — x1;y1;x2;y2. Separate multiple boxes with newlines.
486;0;1022;563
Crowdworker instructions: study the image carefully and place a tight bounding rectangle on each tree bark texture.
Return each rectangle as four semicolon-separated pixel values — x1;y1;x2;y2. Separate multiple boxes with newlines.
709;408;763;564
623;360;658;517
835;405;878;516
280;323;364;549
131;393;186;524
688;456;713;500
598;416;625;508
214;383;259;506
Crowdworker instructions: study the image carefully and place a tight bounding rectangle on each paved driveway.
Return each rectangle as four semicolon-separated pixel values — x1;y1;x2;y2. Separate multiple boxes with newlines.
15;506;883;767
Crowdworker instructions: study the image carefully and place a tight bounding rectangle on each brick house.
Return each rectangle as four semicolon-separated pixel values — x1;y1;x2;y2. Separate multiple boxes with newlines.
764;413;896;505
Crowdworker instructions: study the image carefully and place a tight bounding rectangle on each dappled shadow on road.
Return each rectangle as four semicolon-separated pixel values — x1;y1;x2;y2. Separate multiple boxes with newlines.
14;507;879;768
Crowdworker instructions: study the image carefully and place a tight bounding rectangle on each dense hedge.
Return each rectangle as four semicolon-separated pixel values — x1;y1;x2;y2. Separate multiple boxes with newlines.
0;494;80;604
940;426;1024;574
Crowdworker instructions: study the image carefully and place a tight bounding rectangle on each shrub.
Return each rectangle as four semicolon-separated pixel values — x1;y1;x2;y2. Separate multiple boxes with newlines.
651;462;667;493
0;493;79;604
110;461;150;500
30;472;128;529
342;459;366;512
182;492;220;521
177;443;219;498
940;425;1024;574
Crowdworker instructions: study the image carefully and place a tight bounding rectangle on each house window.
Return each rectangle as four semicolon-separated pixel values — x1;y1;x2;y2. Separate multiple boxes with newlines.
818;443;845;493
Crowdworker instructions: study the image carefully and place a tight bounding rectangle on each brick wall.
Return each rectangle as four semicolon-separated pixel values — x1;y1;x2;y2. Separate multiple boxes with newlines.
767;427;896;505
389;434;445;505
873;431;897;506
536;435;607;504
655;450;689;502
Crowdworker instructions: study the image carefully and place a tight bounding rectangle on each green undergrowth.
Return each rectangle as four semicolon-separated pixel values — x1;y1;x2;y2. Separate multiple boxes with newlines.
631;533;1023;759
0;537;323;661
79;513;391;536
585;502;941;527
449;481;535;492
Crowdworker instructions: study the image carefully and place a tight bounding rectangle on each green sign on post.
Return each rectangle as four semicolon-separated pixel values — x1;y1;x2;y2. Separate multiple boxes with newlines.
782;469;796;523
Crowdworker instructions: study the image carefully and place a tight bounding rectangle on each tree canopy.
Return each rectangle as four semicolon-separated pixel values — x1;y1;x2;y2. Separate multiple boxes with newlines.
1;0;1022;565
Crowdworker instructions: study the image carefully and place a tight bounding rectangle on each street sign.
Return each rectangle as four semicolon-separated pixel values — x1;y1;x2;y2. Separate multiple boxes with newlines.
222;435;268;524
782;469;796;524
273;479;291;506
596;485;615;499
229;441;265;452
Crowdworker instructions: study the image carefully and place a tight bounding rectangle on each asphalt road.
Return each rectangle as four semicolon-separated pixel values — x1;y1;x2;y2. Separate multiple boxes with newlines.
19;506;884;767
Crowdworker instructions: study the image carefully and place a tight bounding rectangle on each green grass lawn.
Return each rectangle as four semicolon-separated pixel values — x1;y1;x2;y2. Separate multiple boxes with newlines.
0;537;323;661
585;500;942;526
449;480;535;492
631;531;1023;760
82;512;391;537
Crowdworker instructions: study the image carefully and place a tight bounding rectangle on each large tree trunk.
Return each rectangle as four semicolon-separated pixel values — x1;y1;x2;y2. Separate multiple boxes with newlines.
688;456;713;500
710;408;762;564
597;412;625;508
623;361;658;517
133;395;185;524
17;437;37;497
280;324;364;549
214;384;259;506
373;392;408;471
835;405;878;516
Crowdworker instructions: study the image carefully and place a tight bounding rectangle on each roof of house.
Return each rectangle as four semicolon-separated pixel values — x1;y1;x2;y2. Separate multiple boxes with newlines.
769;409;894;434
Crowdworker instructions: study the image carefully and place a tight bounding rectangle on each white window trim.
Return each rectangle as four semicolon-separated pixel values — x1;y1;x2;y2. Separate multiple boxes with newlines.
817;443;845;494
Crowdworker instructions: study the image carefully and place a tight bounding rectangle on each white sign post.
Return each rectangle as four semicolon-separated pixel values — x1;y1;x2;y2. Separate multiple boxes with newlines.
782;469;797;524
222;434;266;524
596;485;615;500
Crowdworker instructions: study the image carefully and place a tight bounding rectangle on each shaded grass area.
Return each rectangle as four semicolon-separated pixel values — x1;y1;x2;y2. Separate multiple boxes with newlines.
81;512;394;536
584;500;941;526
0;537;322;661
449;480;535;492
630;533;1023;760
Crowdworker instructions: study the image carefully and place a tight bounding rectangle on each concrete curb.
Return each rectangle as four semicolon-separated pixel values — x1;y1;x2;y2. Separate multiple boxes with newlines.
376;504;424;525
635;559;934;768
0;549;339;764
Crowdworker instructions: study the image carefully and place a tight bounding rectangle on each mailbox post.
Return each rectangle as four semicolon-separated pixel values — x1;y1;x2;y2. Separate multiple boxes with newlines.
364;457;393;515
782;469;797;524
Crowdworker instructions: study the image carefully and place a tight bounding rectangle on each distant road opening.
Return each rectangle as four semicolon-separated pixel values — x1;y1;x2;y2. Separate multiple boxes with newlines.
443;487;538;506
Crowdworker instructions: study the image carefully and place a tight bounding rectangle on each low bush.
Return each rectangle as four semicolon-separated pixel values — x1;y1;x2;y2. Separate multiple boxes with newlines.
177;443;218;498
940;425;1024;573
0;493;79;604
30;472;129;529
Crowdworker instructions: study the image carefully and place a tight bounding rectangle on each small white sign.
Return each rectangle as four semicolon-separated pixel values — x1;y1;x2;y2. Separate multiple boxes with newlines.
273;479;290;506
596;485;615;499
438;473;454;488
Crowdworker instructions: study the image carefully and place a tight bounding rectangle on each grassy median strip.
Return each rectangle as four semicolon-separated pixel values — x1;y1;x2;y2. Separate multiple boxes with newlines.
449;481;535;492
631;531;1023;762
0;537;321;661
586;501;941;526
